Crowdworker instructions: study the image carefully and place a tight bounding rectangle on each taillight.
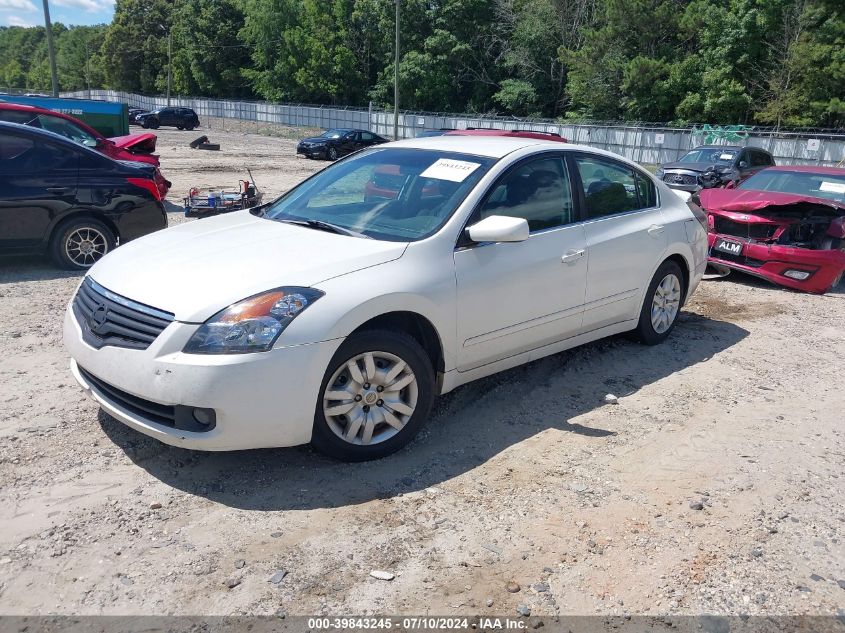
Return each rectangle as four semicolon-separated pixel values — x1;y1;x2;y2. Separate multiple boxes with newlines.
127;177;162;201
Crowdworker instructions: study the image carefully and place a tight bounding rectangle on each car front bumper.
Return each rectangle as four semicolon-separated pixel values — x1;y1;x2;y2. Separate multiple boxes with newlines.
64;304;343;451
296;146;327;158
707;232;845;294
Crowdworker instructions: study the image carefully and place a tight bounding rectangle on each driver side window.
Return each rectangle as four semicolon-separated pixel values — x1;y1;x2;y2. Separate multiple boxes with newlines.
477;156;573;232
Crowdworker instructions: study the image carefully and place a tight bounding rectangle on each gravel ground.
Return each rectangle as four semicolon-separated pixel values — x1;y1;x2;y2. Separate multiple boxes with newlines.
0;127;844;618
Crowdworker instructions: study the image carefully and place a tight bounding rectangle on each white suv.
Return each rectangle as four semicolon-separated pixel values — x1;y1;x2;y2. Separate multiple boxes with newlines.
64;137;707;461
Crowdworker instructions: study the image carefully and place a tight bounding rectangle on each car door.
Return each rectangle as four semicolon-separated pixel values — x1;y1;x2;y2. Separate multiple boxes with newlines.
454;154;588;371
0;130;78;251
571;153;667;331
158;109;173;126
360;131;379;148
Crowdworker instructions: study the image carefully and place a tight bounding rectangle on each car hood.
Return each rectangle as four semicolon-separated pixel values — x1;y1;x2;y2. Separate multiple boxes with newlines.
87;211;408;322
699;188;845;215
300;136;333;144
662;161;731;173
109;132;156;153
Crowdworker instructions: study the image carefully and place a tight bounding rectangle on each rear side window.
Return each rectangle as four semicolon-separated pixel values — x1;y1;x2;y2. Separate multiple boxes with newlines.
750;150;773;167
37;114;97;145
574;156;642;218
0;110;37;125
478;156;574;232
0;134;76;173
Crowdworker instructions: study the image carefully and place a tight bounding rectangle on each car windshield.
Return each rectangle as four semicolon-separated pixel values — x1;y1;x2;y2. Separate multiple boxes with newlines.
261;147;495;241
679;149;737;164
739;170;845;203
37;114;97;146
320;129;348;139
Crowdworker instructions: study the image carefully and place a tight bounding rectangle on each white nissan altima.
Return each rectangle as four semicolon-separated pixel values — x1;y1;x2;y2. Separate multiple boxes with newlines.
64;136;707;460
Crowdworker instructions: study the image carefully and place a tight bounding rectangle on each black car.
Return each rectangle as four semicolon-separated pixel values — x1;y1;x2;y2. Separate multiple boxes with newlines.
656;145;775;192
0;122;167;270
136;107;200;131
296;128;387;161
128;107;146;125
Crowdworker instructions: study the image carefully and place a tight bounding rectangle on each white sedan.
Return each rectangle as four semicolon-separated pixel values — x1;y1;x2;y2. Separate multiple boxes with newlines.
63;137;707;461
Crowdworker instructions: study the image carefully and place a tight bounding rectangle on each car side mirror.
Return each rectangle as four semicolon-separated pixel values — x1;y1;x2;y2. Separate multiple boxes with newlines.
738;161;747;168
466;215;529;243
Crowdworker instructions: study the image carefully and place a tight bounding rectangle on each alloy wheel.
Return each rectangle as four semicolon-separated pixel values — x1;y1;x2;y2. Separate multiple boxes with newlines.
65;227;108;267
650;273;681;334
322;351;418;446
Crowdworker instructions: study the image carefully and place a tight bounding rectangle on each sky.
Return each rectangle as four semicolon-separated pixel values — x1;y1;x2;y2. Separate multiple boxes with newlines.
0;0;114;28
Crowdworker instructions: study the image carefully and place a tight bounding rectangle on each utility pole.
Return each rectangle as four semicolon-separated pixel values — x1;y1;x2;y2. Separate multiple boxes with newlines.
166;30;172;106
393;0;400;139
41;0;59;97
84;38;91;98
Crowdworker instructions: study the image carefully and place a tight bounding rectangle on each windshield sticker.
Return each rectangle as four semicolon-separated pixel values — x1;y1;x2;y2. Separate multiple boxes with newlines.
719;153;735;161
420;159;481;182
819;181;845;194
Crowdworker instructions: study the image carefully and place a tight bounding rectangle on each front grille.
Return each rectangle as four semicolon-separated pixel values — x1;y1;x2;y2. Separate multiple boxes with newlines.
713;217;778;240
664;172;698;186
79;366;177;427
78;366;216;431
72;277;173;351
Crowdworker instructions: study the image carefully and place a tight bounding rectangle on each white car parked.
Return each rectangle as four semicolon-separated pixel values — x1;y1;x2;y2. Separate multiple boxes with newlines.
64;137;707;460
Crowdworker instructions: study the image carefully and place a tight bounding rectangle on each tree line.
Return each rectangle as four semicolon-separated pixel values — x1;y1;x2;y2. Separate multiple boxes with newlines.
1;0;843;128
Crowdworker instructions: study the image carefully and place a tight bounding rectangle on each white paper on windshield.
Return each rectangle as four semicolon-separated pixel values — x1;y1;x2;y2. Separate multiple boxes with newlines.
819;181;845;194
719;153;735;161
420;158;481;182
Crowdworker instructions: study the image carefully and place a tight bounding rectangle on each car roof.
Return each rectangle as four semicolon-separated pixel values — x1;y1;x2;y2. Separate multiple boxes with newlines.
387;135;609;159
690;145;743;150
761;165;845;176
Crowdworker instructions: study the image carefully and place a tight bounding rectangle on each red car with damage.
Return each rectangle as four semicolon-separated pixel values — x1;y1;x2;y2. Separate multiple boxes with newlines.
0;102;170;196
697;166;845;293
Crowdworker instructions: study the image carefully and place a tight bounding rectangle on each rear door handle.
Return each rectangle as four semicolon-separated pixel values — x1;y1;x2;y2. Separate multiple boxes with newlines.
648;224;665;236
47;187;70;194
561;249;585;264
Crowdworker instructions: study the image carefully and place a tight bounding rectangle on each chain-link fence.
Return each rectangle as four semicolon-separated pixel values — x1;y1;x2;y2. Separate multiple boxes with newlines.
61;90;845;167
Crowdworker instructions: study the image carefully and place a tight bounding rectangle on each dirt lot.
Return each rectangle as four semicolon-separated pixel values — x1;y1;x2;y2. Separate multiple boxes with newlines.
1;126;844;619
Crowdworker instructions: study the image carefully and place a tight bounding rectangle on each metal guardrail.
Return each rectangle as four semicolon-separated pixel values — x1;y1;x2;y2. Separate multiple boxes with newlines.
61;90;845;167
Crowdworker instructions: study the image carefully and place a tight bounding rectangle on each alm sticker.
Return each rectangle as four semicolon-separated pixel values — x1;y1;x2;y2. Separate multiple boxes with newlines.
819;181;845;194
420;159;481;182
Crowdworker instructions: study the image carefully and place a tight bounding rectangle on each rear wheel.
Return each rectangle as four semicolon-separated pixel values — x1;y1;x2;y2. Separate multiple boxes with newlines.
49;217;115;270
311;330;435;461
185;124;195;131
176;125;184;130
634;260;685;345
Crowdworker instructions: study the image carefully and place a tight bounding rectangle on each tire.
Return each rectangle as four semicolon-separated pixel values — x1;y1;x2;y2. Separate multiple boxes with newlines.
176;125;184;130
148;119;160;130
49;217;116;270
634;260;685;345
311;330;435;461
327;146;338;161
185;124;195;131
141;120;150;129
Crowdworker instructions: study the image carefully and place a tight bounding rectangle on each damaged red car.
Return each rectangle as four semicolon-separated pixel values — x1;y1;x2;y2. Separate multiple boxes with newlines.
0;102;170;197
698;166;845;293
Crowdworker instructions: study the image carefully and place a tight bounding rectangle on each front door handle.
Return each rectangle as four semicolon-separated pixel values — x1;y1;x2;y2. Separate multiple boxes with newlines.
561;249;585;264
647;224;665;236
47;187;70;194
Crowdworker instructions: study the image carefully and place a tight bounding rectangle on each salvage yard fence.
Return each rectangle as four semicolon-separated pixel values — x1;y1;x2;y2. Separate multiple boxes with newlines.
62;90;845;168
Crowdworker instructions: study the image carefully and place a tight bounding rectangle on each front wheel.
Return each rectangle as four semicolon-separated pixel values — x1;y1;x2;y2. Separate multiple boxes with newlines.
327;146;338;161
634;260;685;345
147;119;160;130
49;217;115;270
311;330;435;461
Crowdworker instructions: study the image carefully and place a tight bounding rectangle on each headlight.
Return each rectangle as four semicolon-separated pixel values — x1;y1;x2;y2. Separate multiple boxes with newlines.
183;287;323;354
